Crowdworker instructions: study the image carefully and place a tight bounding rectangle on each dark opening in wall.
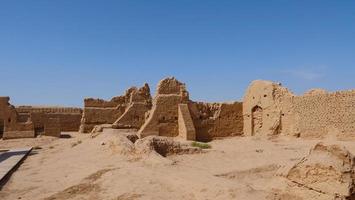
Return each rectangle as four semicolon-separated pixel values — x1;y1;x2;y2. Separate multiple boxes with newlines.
264;94;267;97
159;116;166;123
0;119;4;138
35;127;45;136
251;105;263;136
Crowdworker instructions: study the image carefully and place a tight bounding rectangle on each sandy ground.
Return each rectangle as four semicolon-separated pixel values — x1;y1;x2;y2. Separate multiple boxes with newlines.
0;130;354;200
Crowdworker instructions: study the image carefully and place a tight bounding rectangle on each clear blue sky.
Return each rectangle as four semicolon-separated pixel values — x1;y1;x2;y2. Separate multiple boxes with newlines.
0;0;354;107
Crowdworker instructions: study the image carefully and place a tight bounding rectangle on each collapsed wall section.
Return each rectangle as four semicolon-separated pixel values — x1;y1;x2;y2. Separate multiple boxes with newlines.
79;97;126;133
0;97;35;139
112;103;150;129
80;84;152;133
139;77;189;138
139;77;244;141
112;84;152;129
287;142;355;199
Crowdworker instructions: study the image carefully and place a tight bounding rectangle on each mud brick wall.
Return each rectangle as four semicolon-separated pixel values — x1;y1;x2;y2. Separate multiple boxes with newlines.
189;102;243;142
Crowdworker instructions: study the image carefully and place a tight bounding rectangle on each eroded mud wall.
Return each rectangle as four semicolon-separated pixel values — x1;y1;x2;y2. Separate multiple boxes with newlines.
0;97;35;139
189;101;243;142
139;77;189;138
243;80;355;139
81;84;152;133
16;106;82;132
112;84;152;129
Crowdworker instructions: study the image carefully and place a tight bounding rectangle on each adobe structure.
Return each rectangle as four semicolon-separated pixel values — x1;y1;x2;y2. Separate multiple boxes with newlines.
243;80;355;140
80;77;243;142
1;77;355;141
138;77;243;142
0;97;34;139
16;106;82;133
79;83;152;133
0;97;83;139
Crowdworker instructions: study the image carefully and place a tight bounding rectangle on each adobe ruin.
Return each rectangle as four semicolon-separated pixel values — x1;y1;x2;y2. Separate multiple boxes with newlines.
1;77;355;141
78;77;244;141
79;83;152;133
16;106;82;134
2;78;355;200
0;97;83;139
286;142;355;199
0;97;34;139
138;77;191;138
189;101;243;142
138;77;243;141
243;80;355;139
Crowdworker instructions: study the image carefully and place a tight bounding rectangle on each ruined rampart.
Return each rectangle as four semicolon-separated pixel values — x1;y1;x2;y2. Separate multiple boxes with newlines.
138;77;189;138
16;106;82;132
0;97;35;139
189;102;243;142
80;84;152;133
243;80;355;139
139;77;244;141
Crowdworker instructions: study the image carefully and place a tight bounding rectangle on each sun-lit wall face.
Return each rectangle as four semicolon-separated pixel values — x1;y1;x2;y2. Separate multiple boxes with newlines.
243;80;355;139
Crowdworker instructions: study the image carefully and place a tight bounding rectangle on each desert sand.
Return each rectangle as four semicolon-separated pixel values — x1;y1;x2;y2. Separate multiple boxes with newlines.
1;129;353;200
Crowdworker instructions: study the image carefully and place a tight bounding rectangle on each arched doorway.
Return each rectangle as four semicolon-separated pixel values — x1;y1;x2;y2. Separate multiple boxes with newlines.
251;106;263;135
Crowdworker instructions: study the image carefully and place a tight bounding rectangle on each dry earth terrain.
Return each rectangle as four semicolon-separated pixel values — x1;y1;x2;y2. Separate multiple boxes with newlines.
1;129;353;200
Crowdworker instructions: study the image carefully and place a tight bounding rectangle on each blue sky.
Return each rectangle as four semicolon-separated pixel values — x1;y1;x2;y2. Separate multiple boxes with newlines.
0;0;354;107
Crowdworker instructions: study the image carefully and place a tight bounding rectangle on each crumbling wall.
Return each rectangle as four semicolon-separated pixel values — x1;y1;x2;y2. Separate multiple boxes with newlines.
287;142;355;199
112;84;152;129
243;80;355;139
189;101;243;142
16;106;82;132
81;84;152;133
0;97;35;139
112;103;149;129
139;77;243;141
79;97;126;133
243;80;293;136
178;104;196;140
139;77;189;138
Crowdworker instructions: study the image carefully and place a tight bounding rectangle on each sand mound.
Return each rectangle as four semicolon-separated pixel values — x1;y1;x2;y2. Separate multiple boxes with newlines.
134;136;202;157
96;128;203;159
287;142;355;199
